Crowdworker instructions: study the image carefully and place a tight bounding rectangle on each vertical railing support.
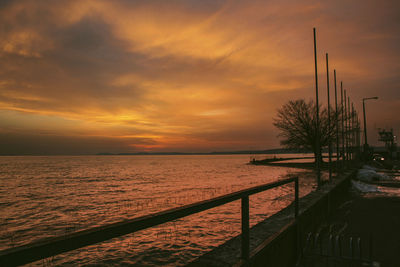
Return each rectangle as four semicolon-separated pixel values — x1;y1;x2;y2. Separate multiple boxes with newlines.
241;196;250;261
294;177;300;263
369;234;373;261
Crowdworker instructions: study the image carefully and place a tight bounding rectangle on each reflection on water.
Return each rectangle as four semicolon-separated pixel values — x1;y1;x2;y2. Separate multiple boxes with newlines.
0;155;316;266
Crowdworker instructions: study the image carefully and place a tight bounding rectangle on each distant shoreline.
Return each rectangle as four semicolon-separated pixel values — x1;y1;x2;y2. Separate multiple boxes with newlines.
0;147;389;156
96;149;308;156
0;149;310;156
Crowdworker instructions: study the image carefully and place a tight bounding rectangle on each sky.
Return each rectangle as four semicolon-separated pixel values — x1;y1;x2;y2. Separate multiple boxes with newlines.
0;0;399;155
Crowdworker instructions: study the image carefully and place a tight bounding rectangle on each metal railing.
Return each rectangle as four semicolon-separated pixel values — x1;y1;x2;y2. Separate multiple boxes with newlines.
301;232;378;267
0;177;299;266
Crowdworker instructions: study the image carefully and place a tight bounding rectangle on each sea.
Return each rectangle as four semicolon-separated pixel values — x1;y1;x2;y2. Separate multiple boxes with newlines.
0;154;317;266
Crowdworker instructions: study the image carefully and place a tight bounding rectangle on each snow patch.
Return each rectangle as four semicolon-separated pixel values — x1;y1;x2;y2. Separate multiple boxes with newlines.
351;180;379;193
357;167;390;182
362;165;377;171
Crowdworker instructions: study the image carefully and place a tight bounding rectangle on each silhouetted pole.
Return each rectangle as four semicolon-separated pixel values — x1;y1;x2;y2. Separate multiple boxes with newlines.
357;116;361;156
350;102;355;161
347;95;351;162
341;82;345;169
359;114;362;156
334;70;339;171
326;53;332;181
350;103;353;160
352;103;355;160
344;89;348;166
362;100;367;150
354;104;357;159
354;109;358;159
350;100;353;161
354;108;360;160
313;28;321;187
345;90;349;165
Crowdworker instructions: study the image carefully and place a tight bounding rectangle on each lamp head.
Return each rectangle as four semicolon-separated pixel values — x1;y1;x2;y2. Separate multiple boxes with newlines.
363;96;379;101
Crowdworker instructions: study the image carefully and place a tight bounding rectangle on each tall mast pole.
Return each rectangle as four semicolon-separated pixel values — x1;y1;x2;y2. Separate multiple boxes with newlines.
313;28;321;187
334;70;339;171
363;99;367;148
352;103;355;160
348;96;351;161
326;53;332;181
344;89;348;165
341;82;345;169
358;112;361;157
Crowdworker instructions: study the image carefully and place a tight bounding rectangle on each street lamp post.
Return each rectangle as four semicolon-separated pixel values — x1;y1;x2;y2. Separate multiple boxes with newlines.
362;96;378;156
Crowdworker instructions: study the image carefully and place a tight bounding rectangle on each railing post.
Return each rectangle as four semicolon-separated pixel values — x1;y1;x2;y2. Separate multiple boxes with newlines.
294;177;301;264
241;196;250;261
294;177;299;218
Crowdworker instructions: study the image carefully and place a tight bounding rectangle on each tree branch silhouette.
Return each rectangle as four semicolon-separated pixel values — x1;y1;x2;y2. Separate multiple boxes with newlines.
273;99;338;164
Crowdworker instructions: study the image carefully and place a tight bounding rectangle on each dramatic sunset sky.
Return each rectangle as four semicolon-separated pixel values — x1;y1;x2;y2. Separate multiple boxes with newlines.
0;0;399;154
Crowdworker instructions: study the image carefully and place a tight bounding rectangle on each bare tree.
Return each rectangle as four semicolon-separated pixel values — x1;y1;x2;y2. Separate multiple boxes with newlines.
273;99;337;163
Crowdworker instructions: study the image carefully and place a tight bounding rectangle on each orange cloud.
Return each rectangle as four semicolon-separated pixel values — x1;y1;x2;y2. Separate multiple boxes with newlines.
0;0;399;154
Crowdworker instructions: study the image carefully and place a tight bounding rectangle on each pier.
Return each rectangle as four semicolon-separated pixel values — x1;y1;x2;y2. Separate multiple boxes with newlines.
190;170;356;266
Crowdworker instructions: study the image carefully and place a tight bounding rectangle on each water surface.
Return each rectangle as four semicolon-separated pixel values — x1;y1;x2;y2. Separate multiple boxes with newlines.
0;154;316;266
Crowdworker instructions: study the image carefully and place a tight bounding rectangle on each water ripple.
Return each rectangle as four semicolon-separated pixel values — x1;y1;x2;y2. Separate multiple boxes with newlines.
0;154;315;266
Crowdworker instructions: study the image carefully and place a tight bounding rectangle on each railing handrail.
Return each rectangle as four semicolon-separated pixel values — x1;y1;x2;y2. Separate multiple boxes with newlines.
0;176;299;266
